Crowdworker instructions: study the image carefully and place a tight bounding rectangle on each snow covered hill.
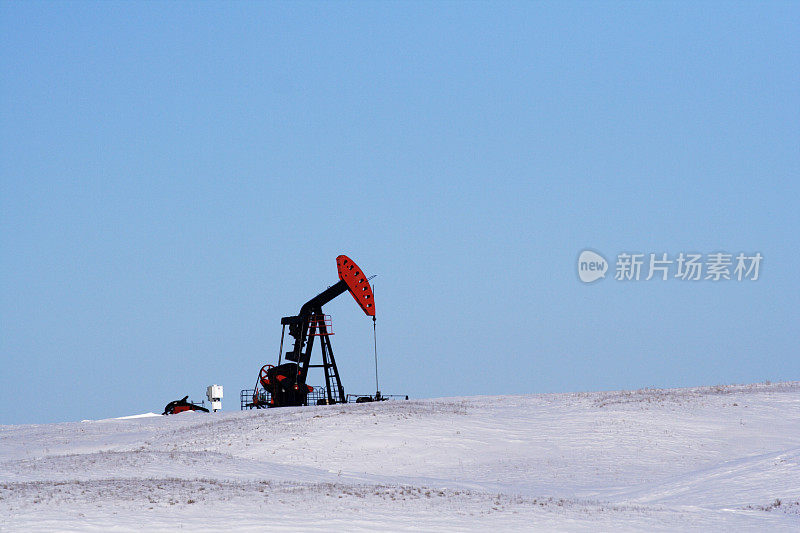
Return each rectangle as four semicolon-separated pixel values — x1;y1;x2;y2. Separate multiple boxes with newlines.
1;382;799;531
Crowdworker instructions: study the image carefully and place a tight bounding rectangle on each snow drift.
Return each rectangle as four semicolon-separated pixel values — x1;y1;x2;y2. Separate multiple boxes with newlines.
1;382;798;531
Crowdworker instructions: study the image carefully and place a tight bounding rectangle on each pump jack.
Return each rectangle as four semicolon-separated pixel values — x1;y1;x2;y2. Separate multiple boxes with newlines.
247;255;376;408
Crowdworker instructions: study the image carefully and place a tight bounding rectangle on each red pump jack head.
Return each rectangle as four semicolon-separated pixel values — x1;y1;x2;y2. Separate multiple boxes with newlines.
336;255;375;317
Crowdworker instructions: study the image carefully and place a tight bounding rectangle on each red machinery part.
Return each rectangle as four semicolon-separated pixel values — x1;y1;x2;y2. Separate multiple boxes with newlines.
259;364;274;388
336;255;375;317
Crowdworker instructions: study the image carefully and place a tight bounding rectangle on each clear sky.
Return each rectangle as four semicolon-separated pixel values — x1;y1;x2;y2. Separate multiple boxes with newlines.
1;1;798;424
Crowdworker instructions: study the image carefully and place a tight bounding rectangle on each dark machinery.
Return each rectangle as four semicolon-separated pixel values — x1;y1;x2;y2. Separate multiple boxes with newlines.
163;395;209;415
243;255;404;409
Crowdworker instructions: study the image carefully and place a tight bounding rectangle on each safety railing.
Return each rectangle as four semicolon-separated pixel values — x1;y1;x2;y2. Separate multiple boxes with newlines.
307;314;333;336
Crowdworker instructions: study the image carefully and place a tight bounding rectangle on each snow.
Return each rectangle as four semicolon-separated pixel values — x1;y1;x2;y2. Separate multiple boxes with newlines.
111;412;163;420
1;382;799;531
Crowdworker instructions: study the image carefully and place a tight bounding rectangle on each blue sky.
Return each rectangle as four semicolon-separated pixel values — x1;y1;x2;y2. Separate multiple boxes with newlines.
1;2;798;424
